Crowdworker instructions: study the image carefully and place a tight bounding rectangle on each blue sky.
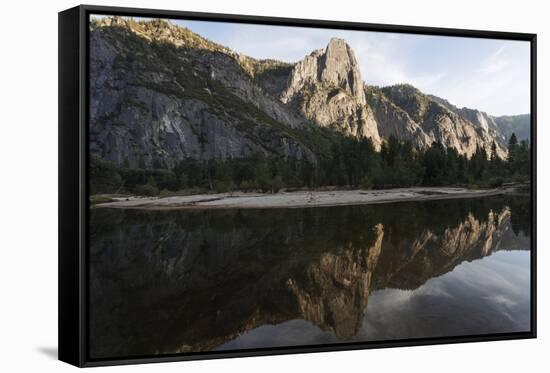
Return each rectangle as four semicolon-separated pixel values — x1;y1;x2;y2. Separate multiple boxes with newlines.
92;15;530;116
173;19;530;116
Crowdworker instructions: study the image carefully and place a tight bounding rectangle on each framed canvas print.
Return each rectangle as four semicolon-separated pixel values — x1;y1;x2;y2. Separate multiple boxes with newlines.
58;5;537;367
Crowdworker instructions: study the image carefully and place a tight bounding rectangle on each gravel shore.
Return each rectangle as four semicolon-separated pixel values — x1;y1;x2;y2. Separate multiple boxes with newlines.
93;186;518;210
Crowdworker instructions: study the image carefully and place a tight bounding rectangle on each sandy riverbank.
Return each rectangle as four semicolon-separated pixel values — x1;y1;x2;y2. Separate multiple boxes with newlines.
92;185;521;210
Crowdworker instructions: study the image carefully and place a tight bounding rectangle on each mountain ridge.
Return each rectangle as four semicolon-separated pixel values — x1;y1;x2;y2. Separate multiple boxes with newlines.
89;16;529;169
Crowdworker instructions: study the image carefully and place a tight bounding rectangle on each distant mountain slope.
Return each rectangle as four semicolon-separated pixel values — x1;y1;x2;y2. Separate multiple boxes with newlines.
90;17;528;169
494;114;531;142
428;95;530;144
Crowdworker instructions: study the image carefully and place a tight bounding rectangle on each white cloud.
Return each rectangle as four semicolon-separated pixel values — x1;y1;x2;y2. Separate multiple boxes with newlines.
175;19;531;116
436;44;530;115
479;46;510;73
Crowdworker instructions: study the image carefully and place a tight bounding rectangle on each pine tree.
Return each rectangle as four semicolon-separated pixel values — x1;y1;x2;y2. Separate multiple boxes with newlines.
507;133;519;163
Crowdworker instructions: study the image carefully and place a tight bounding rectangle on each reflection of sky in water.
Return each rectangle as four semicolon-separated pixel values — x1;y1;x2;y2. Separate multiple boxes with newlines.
218;250;530;350
359;250;530;340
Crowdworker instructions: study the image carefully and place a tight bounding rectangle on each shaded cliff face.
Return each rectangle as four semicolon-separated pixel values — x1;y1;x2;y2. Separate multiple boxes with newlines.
89;17;525;169
89;18;319;168
89;196;530;357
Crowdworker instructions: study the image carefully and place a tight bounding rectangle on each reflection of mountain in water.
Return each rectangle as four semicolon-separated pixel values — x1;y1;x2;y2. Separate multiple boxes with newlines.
89;196;530;358
287;223;383;340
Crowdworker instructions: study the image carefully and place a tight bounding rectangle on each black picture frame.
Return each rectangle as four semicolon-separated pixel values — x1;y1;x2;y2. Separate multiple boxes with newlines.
59;4;537;367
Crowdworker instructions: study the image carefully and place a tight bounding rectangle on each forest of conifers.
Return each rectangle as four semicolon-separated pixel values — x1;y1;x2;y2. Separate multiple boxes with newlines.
90;133;531;196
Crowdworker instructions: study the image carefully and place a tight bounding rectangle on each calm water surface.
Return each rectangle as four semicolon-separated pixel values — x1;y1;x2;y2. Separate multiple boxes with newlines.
89;195;531;359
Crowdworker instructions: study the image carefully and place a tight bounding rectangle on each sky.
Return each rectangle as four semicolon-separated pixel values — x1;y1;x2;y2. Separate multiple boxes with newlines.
92;15;531;116
172;19;530;116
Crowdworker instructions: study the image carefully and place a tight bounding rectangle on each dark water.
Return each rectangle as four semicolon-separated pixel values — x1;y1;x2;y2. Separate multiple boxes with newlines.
88;195;531;359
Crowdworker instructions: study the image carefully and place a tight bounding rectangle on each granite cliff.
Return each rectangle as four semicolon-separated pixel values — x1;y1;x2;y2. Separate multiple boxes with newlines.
278;38;382;148
90;16;528;169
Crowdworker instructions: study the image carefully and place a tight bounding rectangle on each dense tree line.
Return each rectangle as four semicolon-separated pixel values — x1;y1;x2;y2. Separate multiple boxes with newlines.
90;133;531;196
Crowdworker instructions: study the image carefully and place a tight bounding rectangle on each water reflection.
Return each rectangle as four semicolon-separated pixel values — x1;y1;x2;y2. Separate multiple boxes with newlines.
89;195;531;359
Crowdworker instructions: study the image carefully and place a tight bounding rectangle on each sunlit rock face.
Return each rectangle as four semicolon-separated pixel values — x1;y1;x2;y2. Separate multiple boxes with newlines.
280;38;382;148
374;85;508;159
281;38;366;106
89;17;518;168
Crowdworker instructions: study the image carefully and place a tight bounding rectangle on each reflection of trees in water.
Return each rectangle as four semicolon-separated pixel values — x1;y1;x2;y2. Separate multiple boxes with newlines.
507;196;531;236
88;195;530;358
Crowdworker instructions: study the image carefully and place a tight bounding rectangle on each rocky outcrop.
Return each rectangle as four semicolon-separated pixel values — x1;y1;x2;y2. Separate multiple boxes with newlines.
379;85;508;158
89;17;317;168
365;86;431;146
429;95;531;149
280;38;382;148
90;17;526;169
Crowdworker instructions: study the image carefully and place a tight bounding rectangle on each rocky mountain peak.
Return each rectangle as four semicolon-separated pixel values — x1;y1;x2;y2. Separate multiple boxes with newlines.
281;38;365;104
325;37;349;51
89;17;524;169
320;38;364;99
279;38;380;146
